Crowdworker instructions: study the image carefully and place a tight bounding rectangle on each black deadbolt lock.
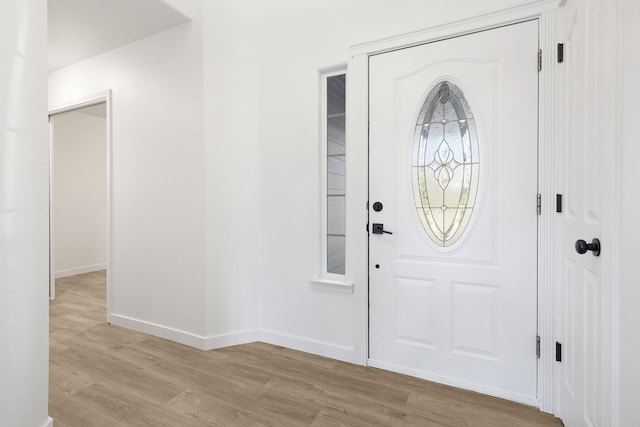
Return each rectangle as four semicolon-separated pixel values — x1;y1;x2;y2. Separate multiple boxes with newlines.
372;202;383;212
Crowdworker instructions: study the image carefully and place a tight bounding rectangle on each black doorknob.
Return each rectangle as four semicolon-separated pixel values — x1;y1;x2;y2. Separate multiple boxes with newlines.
575;238;601;256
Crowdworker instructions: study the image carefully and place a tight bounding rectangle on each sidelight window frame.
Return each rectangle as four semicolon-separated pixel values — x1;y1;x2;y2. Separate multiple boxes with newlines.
320;69;347;278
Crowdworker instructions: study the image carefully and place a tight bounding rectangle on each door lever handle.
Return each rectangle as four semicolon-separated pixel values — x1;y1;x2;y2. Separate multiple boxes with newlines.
372;223;393;235
575;238;600;256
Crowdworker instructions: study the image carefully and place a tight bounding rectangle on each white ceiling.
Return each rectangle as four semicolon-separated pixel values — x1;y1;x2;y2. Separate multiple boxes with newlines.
48;0;191;71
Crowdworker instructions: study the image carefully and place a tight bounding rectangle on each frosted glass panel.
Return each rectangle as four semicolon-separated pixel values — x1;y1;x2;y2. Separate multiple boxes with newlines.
328;195;346;235
326;74;346;274
412;81;479;247
328;116;345;154
327;75;346;115
327;236;346;275
327;155;346;195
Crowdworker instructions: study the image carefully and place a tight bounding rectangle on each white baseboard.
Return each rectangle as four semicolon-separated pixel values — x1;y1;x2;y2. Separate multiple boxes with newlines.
55;263;106;278
367;358;539;407
42;416;53;427
108;315;357;363
109;313;260;351
109;314;206;350
107;317;357;363
204;329;260;350
259;329;357;364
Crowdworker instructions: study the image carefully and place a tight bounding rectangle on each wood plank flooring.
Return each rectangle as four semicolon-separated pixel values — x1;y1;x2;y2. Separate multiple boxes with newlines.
50;271;564;426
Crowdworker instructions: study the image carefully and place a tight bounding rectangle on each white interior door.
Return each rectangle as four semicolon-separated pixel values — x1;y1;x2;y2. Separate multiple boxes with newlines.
556;1;611;424
369;21;540;404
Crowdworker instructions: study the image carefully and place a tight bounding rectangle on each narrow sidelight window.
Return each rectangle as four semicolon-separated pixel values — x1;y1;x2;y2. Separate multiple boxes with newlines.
324;72;346;274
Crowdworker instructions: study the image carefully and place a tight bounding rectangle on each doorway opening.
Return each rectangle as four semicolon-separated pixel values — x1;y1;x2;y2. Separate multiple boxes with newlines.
49;92;112;322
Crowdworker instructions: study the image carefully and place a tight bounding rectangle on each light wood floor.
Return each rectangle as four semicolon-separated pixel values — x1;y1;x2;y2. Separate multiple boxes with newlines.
50;271;564;426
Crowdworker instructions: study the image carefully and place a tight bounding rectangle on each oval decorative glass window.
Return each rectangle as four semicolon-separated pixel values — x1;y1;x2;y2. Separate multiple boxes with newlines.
412;81;479;247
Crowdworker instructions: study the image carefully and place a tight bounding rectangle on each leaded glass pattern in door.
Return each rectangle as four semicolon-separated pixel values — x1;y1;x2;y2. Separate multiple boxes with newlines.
412;81;479;247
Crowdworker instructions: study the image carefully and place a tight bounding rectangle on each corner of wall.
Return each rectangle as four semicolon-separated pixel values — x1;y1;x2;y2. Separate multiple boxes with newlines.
158;0;198;21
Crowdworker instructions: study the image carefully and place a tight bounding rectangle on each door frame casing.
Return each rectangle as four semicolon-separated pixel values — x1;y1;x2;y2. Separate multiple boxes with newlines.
48;90;113;324
346;1;564;413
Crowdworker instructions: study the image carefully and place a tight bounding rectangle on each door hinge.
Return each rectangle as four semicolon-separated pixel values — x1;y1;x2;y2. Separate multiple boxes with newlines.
537;193;542;215
536;336;541;358
556;194;563;213
557;43;564;63
538;49;542;71
556;342;562;362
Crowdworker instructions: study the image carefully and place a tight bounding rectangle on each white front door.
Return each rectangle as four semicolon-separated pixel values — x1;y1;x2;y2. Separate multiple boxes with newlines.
369;21;540;404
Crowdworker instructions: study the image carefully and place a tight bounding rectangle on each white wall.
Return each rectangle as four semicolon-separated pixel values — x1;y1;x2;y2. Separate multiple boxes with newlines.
49;16;207;341
618;0;640;423
202;0;261;346
160;0;197;20
52;108;107;278
0;1;50;426
254;0;550;361
48;0;541;358
47;0;265;351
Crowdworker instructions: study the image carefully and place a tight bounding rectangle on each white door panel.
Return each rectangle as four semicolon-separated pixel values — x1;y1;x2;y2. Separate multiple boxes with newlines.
369;21;539;404
556;1;609;424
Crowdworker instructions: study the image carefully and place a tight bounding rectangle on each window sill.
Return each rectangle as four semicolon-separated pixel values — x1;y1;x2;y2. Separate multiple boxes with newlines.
309;278;354;294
